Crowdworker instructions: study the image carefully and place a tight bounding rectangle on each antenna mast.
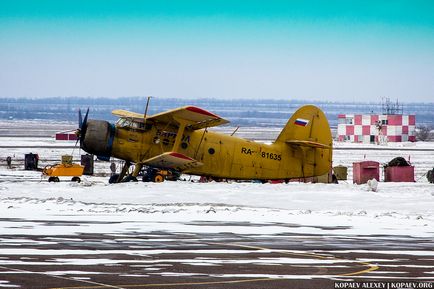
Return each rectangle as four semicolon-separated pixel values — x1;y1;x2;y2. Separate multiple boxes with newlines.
143;96;152;127
381;97;403;115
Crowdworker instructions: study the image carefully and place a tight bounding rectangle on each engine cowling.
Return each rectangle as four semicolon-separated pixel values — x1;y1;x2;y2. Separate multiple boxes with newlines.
81;120;115;157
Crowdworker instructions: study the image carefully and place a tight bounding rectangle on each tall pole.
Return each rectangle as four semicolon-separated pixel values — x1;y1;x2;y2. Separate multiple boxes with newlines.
143;96;151;127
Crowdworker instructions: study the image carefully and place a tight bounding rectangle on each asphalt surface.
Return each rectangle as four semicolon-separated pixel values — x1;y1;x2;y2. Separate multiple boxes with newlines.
0;219;433;289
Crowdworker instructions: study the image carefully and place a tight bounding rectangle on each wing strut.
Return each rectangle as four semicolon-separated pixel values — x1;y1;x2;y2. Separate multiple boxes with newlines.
194;127;208;159
172;117;189;153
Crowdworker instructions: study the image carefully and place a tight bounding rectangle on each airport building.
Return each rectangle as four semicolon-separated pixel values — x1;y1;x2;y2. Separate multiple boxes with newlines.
337;99;416;144
55;130;78;141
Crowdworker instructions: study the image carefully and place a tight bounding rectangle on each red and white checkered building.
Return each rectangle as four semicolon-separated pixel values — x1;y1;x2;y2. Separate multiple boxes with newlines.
337;114;416;143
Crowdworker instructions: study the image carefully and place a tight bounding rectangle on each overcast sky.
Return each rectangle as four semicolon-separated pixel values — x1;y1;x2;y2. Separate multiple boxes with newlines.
1;0;434;102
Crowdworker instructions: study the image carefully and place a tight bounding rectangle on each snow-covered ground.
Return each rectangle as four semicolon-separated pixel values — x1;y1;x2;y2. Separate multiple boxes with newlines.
0;178;433;238
1;135;433;238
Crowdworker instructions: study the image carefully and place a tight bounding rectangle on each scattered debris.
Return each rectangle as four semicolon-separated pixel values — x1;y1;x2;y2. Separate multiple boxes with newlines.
385;157;410;167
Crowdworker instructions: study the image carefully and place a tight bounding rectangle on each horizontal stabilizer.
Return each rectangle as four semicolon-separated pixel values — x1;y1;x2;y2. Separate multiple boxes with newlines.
143;152;203;171
286;140;331;149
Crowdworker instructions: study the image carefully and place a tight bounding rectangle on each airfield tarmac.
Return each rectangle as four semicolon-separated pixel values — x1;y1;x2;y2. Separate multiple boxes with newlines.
0;219;433;289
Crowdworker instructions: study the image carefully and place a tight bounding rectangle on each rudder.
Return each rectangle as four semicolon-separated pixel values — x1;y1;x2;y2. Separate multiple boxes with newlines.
275;105;333;177
276;105;332;145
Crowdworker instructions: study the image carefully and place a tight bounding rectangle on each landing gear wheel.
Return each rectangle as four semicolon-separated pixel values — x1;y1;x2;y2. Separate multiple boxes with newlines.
71;177;81;183
48;177;60;182
153;174;164;183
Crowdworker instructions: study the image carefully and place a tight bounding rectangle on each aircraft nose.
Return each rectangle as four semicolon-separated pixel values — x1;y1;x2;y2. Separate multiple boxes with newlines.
81;120;115;157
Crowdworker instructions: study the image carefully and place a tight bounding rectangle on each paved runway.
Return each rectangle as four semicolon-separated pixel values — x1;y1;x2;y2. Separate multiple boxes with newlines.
0;218;433;289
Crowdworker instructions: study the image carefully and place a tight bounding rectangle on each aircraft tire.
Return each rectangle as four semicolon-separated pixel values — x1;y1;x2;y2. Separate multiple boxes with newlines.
153;174;164;183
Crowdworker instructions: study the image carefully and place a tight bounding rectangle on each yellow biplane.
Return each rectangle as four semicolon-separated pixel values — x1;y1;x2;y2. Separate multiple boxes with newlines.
77;104;332;183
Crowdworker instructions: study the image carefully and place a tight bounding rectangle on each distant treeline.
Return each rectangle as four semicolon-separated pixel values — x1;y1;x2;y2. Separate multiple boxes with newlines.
1;97;433;127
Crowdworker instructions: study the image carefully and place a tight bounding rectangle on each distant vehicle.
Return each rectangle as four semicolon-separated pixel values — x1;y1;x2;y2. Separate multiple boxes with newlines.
76;104;332;183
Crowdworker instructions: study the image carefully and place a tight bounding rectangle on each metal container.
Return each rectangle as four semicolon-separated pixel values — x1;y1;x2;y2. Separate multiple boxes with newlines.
384;166;414;182
427;169;434;183
333;165;348;180
24;153;39;170
353;161;379;185
81;154;94;175
61;155;73;165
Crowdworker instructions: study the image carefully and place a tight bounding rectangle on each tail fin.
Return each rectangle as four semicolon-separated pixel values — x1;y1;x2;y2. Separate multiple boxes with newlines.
276;105;332;146
276;105;333;177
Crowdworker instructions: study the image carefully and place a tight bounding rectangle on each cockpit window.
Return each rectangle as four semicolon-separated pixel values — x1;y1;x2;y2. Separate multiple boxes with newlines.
116;118;129;127
116;118;152;130
131;121;143;129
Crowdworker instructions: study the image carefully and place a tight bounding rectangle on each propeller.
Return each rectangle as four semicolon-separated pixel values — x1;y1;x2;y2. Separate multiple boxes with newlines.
79;109;83;128
75;108;89;147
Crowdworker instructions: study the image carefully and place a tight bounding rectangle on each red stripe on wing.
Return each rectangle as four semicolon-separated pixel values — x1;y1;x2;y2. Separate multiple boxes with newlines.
169;152;193;161
186;106;219;118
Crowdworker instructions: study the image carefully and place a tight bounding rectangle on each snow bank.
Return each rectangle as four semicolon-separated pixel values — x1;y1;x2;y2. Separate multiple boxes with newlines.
0;176;432;238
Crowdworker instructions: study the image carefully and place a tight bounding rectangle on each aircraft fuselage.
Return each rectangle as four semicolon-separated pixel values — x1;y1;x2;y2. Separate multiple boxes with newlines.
96;123;329;180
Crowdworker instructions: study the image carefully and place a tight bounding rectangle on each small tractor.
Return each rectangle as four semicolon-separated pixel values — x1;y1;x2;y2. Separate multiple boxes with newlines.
42;155;84;182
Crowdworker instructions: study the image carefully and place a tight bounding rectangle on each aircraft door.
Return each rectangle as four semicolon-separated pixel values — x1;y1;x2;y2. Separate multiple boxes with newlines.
201;138;234;178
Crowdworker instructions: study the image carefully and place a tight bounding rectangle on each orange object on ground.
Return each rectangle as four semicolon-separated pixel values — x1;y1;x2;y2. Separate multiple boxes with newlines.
43;164;84;177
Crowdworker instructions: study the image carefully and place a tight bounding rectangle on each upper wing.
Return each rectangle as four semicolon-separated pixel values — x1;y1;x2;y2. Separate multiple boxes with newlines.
112;109;144;121
147;106;229;130
112;106;228;130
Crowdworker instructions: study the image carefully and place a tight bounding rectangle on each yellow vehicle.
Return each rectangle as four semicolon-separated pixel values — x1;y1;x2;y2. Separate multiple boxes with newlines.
76;104;332;183
42;155;84;182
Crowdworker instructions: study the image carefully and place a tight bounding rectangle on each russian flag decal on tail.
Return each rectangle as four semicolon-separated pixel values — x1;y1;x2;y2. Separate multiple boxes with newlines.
294;118;309;127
